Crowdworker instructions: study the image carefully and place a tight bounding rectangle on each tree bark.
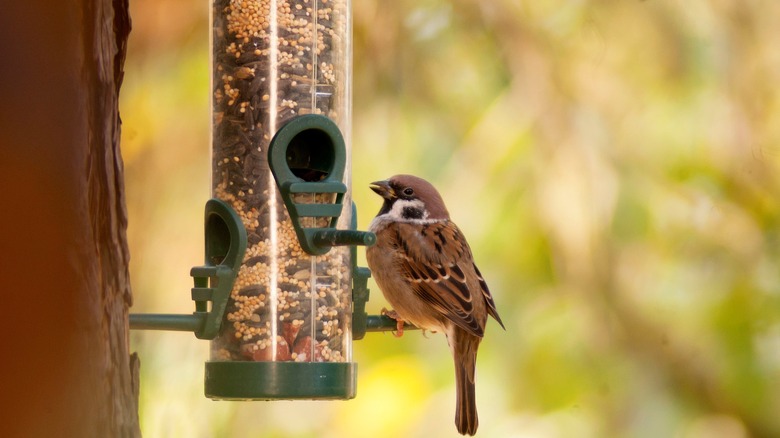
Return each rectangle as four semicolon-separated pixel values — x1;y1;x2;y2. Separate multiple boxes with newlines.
0;0;139;436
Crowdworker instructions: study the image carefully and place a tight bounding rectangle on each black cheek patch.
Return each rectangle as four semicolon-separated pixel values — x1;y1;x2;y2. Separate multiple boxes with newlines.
402;206;424;220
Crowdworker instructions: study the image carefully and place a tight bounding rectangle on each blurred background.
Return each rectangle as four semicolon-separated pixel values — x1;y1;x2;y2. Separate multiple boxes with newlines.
123;0;780;436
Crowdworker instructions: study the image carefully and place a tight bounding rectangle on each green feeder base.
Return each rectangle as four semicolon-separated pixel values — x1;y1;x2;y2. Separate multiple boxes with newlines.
205;361;357;400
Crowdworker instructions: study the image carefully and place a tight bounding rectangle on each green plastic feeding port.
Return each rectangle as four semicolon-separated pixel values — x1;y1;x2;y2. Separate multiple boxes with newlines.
129;198;246;340
268;114;376;256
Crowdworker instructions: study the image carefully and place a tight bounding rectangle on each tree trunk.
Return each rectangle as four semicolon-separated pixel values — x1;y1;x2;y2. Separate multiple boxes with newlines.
0;0;140;436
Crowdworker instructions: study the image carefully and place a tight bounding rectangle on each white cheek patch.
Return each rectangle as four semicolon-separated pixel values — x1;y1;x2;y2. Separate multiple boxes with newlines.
369;199;439;231
390;199;428;220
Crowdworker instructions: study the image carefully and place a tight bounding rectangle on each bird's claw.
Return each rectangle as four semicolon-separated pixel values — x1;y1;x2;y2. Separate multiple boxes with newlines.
381;308;405;338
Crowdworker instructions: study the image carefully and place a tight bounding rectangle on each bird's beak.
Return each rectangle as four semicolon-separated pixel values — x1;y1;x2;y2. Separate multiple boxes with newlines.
369;180;395;200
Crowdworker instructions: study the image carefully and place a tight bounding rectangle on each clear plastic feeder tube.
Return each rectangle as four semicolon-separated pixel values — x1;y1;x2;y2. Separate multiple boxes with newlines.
210;0;352;364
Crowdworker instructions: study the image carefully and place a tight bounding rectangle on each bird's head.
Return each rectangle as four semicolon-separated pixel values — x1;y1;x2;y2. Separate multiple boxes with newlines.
369;174;450;222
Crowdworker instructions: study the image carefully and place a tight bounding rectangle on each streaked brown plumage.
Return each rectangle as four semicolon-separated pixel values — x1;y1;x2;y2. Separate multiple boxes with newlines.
366;174;504;436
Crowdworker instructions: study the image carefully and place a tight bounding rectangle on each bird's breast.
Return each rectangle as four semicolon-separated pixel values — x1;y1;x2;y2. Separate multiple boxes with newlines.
366;235;446;332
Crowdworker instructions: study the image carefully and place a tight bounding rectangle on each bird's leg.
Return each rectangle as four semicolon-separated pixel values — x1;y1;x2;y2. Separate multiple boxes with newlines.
381;308;405;338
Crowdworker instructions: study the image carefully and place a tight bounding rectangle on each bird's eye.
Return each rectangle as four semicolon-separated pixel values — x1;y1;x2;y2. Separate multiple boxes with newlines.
403;187;414;196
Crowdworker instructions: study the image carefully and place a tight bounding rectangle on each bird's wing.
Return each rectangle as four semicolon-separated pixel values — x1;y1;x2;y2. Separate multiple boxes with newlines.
391;221;492;337
474;264;505;329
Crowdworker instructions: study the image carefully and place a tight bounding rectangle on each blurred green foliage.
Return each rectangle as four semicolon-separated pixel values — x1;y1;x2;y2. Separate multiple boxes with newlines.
123;0;780;436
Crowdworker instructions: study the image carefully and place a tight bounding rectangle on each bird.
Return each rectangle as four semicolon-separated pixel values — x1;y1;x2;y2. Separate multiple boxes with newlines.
365;174;504;436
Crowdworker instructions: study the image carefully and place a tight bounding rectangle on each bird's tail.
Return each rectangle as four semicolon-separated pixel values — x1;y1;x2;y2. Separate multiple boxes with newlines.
452;329;480;435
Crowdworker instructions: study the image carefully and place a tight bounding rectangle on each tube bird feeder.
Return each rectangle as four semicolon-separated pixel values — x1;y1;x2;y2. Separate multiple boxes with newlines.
130;0;412;403
207;0;372;399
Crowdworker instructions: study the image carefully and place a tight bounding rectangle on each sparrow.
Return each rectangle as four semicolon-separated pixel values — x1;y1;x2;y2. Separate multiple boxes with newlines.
366;174;504;436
